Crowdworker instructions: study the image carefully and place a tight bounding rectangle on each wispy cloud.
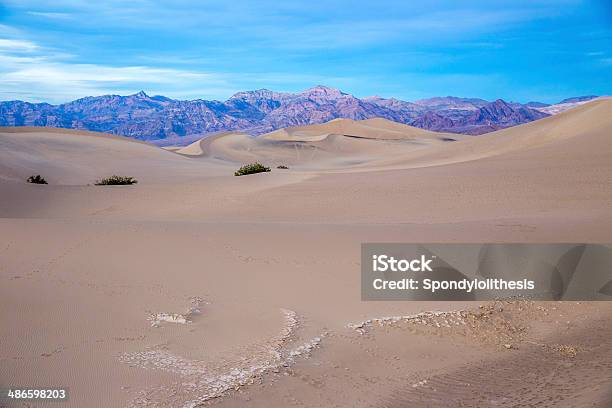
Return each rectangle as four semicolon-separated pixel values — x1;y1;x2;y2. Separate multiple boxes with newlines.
0;35;349;102
0;36;236;102
259;9;534;50
0;66;234;103
0;38;39;52
0;0;609;102
2;63;212;83
2;1;562;51
27;11;72;19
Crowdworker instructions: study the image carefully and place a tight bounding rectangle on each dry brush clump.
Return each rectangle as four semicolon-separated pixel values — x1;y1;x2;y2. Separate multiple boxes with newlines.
234;162;271;176
27;175;48;184
94;175;138;185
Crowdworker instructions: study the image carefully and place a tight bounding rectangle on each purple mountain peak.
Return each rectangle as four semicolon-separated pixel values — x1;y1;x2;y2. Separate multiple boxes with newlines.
301;85;347;98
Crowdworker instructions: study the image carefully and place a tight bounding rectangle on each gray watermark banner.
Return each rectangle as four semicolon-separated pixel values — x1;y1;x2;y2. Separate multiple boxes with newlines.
361;244;612;301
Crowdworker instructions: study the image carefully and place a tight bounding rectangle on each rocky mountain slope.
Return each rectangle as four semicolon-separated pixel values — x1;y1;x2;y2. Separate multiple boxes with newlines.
1;86;594;143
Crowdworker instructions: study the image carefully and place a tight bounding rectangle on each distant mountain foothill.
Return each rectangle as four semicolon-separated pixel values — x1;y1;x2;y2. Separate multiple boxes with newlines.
0;86;599;144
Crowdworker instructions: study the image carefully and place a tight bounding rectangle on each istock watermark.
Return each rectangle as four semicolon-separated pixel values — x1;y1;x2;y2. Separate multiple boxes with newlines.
361;243;612;301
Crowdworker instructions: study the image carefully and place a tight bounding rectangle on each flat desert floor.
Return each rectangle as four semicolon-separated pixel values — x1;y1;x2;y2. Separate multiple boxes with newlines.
1;99;611;407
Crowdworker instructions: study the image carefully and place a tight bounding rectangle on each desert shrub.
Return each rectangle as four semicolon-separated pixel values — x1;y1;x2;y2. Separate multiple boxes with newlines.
234;162;271;176
95;175;138;185
27;175;48;184
277;165;289;169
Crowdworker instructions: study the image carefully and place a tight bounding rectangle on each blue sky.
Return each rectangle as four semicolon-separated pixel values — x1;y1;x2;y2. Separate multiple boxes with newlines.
0;0;610;104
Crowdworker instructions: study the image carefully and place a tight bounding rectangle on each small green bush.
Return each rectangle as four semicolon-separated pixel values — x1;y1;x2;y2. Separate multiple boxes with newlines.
27;175;48;184
95;175;138;185
234;162;271;176
277;165;289;169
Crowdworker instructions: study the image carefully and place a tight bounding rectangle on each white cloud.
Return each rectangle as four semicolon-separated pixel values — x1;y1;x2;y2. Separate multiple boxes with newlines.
0;61;238;103
0;38;40;52
27;11;72;19
2;63;212;83
0;36;239;103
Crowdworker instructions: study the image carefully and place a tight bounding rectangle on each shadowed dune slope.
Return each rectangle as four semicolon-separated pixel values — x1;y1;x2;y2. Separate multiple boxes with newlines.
0;127;232;185
359;97;612;171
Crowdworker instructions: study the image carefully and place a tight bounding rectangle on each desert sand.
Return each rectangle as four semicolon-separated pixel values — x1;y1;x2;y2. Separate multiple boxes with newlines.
1;99;611;407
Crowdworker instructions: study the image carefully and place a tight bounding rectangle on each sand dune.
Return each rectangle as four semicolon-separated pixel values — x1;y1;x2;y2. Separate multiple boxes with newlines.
1;99;612;407
171;99;611;172
0;126;233;185
4;99;608;183
174;118;463;169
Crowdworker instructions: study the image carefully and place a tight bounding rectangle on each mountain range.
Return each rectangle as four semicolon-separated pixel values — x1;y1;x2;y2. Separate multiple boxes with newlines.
0;86;598;144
